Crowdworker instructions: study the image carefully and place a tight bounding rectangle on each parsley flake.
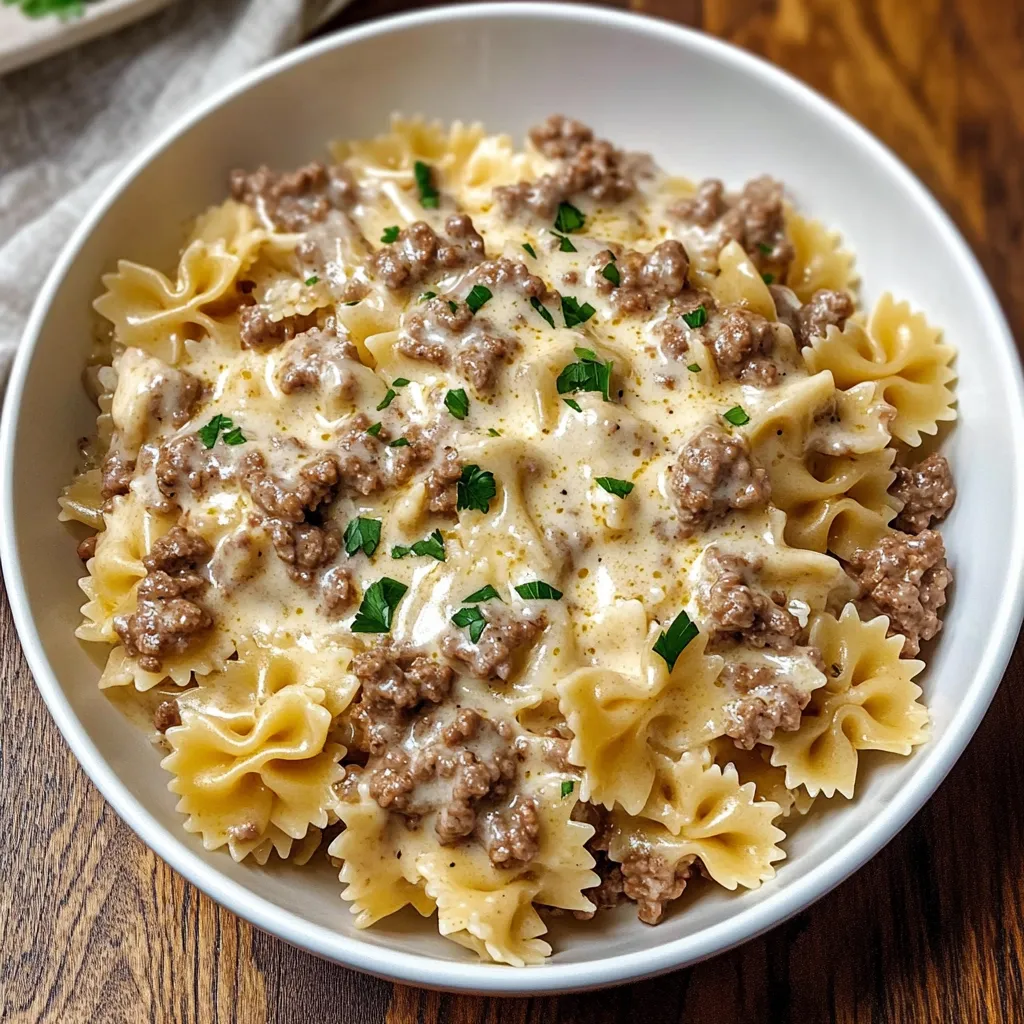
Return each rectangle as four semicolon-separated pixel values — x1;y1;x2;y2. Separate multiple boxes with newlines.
457;464;497;513
463;584;501;603
413;160;440;209
530;296;555;328
448;300;459;314
392;529;445;562
682;305;707;329
757;242;773;255
515;580;563;601
595;476;634;498
221;426;247;446
419;291;437;302
555;233;577;253
365;422;383;437
198;414;233;449
687;363;701;373
445;388;470;420
351;577;408;634
560;780;575;798
553;201;585;234
304;275;319;286
377;389;397;411
563;398;583;413
388;437;410;448
652;609;700;671
562;295;596;328
487;428;501;436
761;272;775;285
391;545;411;559
451;605;487;643
723;405;751;426
557;353;613;402
392;377;411;387
343;517;382;558
380;225;400;244
601;262;620;286
465;284;492;314
574;346;598;361
522;242;537;259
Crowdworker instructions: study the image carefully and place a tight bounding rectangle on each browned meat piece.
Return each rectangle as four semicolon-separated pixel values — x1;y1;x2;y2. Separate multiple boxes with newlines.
480;796;541;868
240;449;340;522
790;289;855;346
267;519;341;584
144;526;212;575
239;306;317;350
720;662;810;749
154;434;219;508
847;529;951;657
153;699;181;733
620;852;693;925
352;643;454;712
319;565;355;615
385;423;437;487
655;290;716;359
891;453;956;535
469;256;554;301
673;179;728;227
528;114;594;159
425;447;462;515
101;449;134;500
702;547;802;651
76;535;98;561
702;306;785;385
370;216;485;290
591;242;690;315
229;161;356;232
455;333;516;392
277;326;361;400
670;425;770;535
583;853;626;916
441;605;547;681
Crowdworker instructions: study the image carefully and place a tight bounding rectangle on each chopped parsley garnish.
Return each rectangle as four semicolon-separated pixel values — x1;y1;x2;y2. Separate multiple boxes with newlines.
221;426;247;446
413;160;440;209
392;377;411;387
391;529;445;562
652;609;700;671
344;300;360;306
761;272;775;285
556;350;613;402
487;428;501;436
682;305;707;329
723;405;751;426
601;262;620;286
380;225;400;244
686;363;701;373
365;421;383;437
563;398;583;413
465;284;492;314
377;389;397;411
463;584;501;603
448;300;459;314
515;580;563;601
419;291;437;302
198;414;234;449
595;476;634;498
561;295;596;328
388;437;410;448
445;388;470;420
351;577;408;634
574;346;598;360
451;605;487;643
457;464;497;513
757;242;773;255
553;201;585;234
530;296;555;329
560;780;575;798
304;275;319;286
555;233;577;253
343;517;382;558
522;242;537;259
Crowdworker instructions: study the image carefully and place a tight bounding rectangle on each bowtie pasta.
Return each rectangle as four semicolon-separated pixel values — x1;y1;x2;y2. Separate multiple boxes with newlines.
61;114;957;965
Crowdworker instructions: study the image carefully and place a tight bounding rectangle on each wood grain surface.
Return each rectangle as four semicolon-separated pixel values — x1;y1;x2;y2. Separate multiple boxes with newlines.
2;1;1023;1021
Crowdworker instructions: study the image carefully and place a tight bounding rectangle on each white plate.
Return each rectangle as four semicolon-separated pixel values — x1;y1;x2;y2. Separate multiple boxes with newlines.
2;2;1023;996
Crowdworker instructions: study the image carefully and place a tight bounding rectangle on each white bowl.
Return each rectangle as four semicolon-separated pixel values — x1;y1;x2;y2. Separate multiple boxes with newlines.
3;2;1022;995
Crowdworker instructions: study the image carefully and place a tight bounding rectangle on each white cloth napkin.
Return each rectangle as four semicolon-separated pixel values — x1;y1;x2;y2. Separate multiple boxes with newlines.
0;0;339;389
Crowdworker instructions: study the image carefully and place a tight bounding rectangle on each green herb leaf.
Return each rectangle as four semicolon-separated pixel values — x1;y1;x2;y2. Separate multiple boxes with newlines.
344;300;360;306
365;421;383;437
463;584;501;603
563;398;583;413
555;233;578;253
522;242;537;259
652;609;700;671
392;377;411;387
515;580;563;601
388;437;410;448
412;529;446;561
601;262;620;286
560;780;575;798
304;275;319;286
457;464;497;513
380;225;400;244
391;545;411;559
687;363;701;373
487;428;501;436
465;284;492;314
723;405;751;426
451;605;487;643
556;356;613;402
761;272;775;285
198;414;232;449
530;296;555;328
343;517;382;558
757;242;773;255
445;388;470;420
413;160;440;209
351;577;408;633
554;201;585;234
682;305;707;329
377;389;397;411
574;346;598;361
221;426;247;446
561;295;597;328
419;291;437;302
595;476;634;498
448;300;459;314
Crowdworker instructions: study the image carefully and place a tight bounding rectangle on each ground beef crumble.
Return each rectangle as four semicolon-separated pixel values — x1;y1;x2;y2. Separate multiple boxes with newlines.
229;161;356;232
620;852;694;925
701;305;788;385
153;699;181;733
239;307;318;350
371;216;484;290
441;604;547;681
101;449;135;500
890;453;956;535
424;446;462;515
790;289;855;346
669;425;770;535
276;325;361;400
591;242;690;315
720;661;811;749
846;529;951;657
240;448;341;522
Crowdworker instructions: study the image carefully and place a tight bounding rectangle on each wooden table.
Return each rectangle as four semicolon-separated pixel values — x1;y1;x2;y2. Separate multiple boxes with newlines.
3;1;1023;1021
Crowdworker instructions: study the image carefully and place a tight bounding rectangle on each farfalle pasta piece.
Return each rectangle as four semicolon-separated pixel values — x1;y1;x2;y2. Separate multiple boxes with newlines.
709;738;815;819
58;468;104;530
769;604;930;798
162;674;343;862
188;198;268;270
802;294;956;446
784;210;857;303
696;239;778;320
